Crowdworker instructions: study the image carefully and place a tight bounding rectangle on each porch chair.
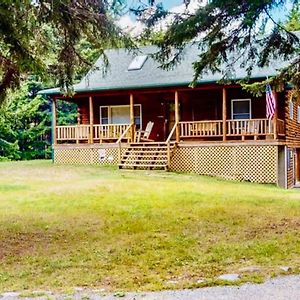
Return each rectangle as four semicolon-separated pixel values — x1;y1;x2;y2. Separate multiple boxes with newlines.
135;121;154;142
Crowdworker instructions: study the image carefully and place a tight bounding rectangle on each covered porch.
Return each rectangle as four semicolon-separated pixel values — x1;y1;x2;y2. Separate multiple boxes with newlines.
51;85;285;145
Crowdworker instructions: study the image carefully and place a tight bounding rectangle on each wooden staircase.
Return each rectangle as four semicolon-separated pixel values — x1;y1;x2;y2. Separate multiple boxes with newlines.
118;142;176;170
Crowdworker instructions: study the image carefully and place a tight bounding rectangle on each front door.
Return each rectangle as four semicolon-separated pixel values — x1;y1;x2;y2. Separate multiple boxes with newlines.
154;101;176;141
165;102;176;140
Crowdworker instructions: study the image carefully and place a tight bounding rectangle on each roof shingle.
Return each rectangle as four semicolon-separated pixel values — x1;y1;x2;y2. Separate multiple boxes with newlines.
39;43;288;95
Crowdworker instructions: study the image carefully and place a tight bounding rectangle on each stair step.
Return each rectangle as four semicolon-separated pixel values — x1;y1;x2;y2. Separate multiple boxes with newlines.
119;164;167;168
119;142;177;171
126;148;168;153
123;152;167;157
121;159;167;163
127;146;174;151
121;159;168;164
129;142;172;146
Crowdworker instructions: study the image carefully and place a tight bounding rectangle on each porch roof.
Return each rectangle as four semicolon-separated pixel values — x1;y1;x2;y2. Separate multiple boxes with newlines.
39;43;288;96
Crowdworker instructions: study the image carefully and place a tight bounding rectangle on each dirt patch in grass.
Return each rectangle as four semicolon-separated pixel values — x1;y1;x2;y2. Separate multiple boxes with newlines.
0;228;71;260
244;218;300;239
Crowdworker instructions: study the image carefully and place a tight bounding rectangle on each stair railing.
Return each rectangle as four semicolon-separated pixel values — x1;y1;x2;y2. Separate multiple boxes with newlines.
116;123;133;164
165;122;178;169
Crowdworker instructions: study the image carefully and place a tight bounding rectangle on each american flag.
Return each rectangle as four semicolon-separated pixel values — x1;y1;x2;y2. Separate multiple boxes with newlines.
266;84;276;119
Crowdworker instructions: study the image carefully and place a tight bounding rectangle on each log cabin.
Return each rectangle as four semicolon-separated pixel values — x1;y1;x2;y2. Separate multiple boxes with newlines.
39;44;300;188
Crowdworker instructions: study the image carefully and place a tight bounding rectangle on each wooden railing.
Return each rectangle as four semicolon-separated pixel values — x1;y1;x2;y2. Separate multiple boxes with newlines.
166;122;178;143
166;123;178;168
116;124;133;144
56;124;130;143
227;119;274;136
56;125;90;141
227;118;285;137
116;124;134;163
93;124;130;141
179;120;223;137
56;119;285;144
176;118;285;141
277;119;285;136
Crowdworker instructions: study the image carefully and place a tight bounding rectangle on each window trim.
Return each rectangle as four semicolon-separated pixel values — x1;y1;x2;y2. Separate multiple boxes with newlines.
231;98;252;120
99;104;142;129
297;106;300;123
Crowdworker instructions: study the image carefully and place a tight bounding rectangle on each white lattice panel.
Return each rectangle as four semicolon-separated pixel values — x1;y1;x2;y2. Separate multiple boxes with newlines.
170;145;277;183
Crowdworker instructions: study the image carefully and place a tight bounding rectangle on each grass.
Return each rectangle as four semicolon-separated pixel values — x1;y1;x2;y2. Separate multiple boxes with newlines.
0;160;300;292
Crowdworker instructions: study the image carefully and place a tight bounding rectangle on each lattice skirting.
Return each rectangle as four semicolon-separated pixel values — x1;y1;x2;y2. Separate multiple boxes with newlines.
170;145;278;184
54;144;278;184
54;145;123;165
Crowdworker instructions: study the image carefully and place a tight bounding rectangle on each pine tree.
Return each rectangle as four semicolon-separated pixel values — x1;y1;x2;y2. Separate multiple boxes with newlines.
0;0;133;105
137;0;300;92
0;82;49;160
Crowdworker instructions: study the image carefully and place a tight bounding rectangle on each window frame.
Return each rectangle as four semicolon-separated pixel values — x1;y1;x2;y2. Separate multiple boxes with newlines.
99;104;142;129
100;106;109;125
231;98;252;120
297;106;300;123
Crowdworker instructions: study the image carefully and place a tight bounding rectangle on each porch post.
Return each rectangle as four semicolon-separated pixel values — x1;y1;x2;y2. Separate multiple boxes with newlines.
273;91;278;140
222;87;227;141
130;93;135;142
52;97;57;145
89;96;94;144
175;90;180;142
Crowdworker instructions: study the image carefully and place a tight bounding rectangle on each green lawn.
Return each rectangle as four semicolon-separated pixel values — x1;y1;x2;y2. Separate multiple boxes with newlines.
0;160;300;292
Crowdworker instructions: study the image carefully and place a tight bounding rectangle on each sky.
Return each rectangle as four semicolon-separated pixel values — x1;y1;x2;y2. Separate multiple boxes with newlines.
126;0;292;16
118;0;293;36
159;0;291;17
160;0;183;9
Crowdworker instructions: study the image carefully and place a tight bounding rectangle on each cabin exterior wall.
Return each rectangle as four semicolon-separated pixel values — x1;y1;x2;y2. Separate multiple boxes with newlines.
285;94;300;145
283;94;300;188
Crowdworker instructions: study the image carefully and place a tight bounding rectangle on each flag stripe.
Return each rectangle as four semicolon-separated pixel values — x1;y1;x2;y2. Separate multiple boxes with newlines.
266;84;276;120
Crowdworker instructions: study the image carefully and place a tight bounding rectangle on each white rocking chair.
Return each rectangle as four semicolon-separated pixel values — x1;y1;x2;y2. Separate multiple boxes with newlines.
135;121;154;142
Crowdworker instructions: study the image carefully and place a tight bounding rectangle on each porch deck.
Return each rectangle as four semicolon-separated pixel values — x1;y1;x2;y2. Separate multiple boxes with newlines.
55;118;285;144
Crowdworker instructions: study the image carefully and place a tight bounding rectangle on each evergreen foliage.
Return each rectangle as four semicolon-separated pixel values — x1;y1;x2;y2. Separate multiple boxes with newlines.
137;0;300;92
0;81;77;160
0;0;133;105
285;3;300;31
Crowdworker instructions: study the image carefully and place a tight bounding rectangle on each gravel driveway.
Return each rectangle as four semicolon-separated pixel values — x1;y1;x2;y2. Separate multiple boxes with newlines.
2;275;300;300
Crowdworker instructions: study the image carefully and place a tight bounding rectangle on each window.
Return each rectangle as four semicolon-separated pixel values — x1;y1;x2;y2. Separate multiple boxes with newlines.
290;101;294;119
128;55;148;71
100;106;109;124
231;99;251;119
298;106;300;123
100;105;142;129
134;105;141;129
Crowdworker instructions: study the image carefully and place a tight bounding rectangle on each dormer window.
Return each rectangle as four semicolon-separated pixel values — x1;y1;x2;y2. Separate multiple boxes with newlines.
128;55;148;71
